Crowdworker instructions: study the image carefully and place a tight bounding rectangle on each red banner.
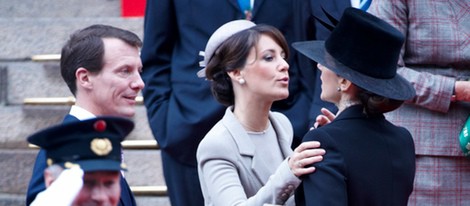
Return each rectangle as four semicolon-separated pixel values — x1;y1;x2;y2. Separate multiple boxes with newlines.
121;0;146;17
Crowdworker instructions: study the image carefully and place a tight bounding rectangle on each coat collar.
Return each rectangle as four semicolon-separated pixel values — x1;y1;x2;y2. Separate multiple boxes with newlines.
334;104;385;122
221;106;293;183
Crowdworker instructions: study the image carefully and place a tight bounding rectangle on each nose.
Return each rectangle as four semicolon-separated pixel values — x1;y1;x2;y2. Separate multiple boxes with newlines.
90;185;107;203
131;73;145;90
317;63;323;70
279;58;289;72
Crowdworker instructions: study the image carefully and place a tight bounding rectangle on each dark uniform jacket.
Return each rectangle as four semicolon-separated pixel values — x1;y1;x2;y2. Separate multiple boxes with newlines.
26;114;136;206
296;105;415;206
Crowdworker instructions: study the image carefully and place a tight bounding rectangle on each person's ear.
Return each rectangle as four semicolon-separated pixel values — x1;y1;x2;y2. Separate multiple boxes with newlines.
44;165;64;188
76;67;93;89
44;170;54;188
227;69;243;82
338;77;353;92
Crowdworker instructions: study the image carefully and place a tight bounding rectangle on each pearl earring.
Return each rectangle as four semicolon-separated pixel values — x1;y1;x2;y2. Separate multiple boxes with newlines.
337;87;341;92
238;79;246;85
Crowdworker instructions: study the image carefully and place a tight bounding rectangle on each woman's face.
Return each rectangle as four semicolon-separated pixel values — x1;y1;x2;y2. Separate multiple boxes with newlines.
239;34;290;102
318;63;341;104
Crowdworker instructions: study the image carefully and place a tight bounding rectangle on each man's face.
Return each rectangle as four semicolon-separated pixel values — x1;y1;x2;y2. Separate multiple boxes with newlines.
72;171;121;206
86;37;144;118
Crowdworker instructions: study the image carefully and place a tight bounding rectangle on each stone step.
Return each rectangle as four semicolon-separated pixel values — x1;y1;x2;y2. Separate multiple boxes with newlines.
123;150;166;187
4;62;147;106
0;149;166;192
0;148;170;205
0;195;171;206
0;106;153;148
0;193;25;206
5;62;69;105
0;149;36;195
0;1;171;204
0;193;171;206
0;18;143;60
0;106;165;201
0;0;121;18
135;196;171;206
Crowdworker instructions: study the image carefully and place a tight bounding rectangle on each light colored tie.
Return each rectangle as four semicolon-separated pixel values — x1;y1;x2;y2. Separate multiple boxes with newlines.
238;0;252;20
359;0;372;11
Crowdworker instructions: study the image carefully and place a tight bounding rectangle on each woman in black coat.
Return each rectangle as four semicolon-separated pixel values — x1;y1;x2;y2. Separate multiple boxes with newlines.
292;8;416;206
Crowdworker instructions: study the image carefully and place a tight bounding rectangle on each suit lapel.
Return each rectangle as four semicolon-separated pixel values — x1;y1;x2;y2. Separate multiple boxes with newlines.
251;149;273;184
335;0;352;15
63;114;79;123
222;107;275;184
318;0;351;20
250;113;287;184
228;0;242;12
251;0;265;18
250;112;294;184
222;107;255;155
270;113;293;158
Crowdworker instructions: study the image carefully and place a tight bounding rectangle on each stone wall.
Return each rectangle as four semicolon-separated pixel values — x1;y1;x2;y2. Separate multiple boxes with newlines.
0;1;169;205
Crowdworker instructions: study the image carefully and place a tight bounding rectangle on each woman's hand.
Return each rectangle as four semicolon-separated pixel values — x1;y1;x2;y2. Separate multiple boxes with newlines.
311;108;336;130
454;80;470;102
288;141;325;177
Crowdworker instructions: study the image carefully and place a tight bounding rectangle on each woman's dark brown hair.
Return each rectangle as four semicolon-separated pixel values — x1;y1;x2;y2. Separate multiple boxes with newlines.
357;88;404;116
204;24;289;106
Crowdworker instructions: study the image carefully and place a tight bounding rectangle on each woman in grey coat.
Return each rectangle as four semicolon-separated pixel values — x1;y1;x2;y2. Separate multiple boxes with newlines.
196;20;325;206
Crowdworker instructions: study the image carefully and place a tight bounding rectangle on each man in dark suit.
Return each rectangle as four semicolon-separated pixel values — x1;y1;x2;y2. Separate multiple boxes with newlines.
140;0;319;205
295;0;371;130
26;24;145;206
296;0;373;129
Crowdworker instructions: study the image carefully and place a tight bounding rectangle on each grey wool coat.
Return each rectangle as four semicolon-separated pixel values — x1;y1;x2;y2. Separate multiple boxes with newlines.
197;107;301;206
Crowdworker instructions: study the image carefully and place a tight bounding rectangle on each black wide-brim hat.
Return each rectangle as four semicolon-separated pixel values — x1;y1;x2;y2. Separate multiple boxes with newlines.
28;116;134;172
293;8;415;100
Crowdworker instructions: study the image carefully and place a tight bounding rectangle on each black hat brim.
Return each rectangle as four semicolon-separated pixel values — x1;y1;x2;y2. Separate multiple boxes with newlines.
72;159;125;172
293;41;415;101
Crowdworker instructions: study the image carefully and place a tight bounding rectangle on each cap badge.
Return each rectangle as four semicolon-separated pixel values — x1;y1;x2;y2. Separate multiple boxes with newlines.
47;158;53;166
120;163;128;170
93;120;107;132
90;138;112;156
64;161;80;169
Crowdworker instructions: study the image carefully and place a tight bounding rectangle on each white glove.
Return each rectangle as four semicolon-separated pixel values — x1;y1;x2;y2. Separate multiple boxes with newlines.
30;166;84;206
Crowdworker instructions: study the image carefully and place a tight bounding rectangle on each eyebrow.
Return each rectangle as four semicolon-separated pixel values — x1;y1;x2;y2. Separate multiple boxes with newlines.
261;48;285;55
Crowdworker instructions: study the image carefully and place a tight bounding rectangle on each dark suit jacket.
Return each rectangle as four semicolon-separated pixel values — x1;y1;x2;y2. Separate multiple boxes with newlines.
141;0;315;166
296;105;416;206
294;0;352;131
26;115;136;206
